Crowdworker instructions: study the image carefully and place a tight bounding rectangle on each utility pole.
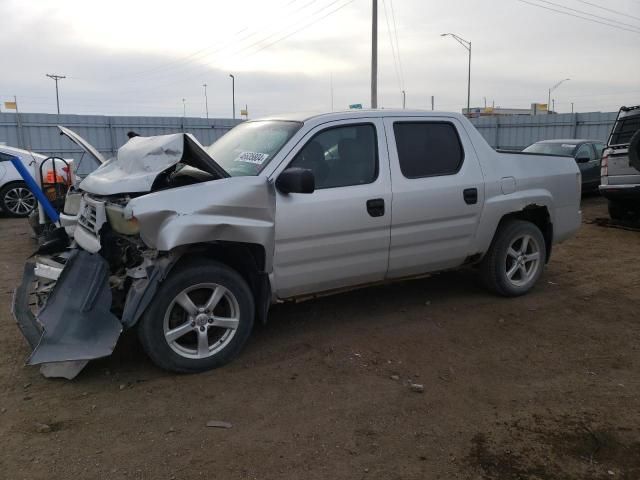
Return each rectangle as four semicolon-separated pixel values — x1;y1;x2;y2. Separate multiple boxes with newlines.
402;90;406;109
203;83;209;119
431;95;434;111
229;74;236;120
548;78;570;114
371;0;378;109
441;34;471;116
182;98;186;117
46;73;66;114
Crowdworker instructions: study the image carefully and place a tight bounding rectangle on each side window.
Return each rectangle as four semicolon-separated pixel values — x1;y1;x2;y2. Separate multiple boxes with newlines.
393;122;464;178
593;143;605;159
575;144;594;160
289;124;378;189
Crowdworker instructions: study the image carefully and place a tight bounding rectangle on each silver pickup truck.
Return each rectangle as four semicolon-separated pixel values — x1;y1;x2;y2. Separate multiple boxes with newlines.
13;110;581;379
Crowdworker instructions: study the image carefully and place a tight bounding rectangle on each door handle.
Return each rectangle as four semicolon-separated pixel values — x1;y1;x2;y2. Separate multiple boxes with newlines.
366;198;385;217
463;188;478;205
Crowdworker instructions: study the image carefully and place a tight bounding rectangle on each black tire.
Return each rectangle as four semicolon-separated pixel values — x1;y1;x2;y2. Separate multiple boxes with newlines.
629;129;640;171
608;199;639;221
0;181;37;218
137;260;255;373
608;200;628;221
479;220;546;297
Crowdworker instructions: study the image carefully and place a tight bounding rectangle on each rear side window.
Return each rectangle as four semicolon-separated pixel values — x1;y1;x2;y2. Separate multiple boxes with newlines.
609;112;640;146
393;122;464;178
593;143;605;159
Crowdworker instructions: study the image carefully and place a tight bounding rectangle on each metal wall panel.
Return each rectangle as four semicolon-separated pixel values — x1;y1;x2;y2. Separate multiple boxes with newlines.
470;111;617;150
0;112;242;161
0;111;618;159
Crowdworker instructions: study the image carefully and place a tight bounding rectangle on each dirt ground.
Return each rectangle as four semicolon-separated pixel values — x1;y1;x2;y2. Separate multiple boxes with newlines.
0;195;638;480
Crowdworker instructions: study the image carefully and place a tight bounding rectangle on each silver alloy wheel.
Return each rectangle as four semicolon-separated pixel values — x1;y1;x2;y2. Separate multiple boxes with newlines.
3;186;36;216
163;283;240;359
505;234;541;287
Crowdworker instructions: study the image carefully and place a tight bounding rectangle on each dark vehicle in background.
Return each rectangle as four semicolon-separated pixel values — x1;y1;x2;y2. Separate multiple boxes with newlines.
523;139;604;192
600;105;640;220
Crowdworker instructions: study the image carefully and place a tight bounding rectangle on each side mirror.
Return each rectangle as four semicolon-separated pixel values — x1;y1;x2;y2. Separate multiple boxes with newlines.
576;156;591;163
276;167;315;194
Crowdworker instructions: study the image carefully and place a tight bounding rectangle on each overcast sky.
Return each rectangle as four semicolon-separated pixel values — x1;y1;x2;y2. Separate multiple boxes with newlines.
1;0;639;118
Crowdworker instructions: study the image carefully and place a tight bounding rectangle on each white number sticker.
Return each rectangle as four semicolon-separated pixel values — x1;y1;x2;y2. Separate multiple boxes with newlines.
234;151;269;165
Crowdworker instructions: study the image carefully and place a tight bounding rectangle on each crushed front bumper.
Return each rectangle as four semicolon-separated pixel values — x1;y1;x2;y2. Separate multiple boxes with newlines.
12;250;122;379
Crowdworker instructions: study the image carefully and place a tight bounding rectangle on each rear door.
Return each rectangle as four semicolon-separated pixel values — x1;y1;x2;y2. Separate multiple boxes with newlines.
272;118;392;298
383;117;484;278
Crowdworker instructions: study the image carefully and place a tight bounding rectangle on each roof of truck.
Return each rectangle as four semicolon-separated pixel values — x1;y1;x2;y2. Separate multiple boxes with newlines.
535;139;600;144
257;109;467;123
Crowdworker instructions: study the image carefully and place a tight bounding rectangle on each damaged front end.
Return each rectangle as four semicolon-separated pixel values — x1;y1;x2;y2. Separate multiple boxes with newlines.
13;251;121;379
12;128;275;379
11;130;238;379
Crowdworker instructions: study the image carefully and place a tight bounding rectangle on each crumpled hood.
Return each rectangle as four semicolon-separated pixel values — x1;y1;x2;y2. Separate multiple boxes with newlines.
77;132;228;195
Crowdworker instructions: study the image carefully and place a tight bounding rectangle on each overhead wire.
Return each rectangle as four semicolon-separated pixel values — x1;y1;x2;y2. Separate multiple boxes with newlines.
515;0;640;34
107;0;316;83
573;0;640;22
116;0;348;89
381;0;403;93
116;0;358;95
531;0;640;30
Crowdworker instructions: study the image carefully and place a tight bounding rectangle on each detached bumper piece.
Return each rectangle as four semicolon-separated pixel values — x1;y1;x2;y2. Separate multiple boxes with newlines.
12;250;122;379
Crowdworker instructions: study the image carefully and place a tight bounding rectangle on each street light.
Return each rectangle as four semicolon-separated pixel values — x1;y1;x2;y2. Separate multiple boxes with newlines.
548;78;570;114
229;74;235;120
441;33;471;116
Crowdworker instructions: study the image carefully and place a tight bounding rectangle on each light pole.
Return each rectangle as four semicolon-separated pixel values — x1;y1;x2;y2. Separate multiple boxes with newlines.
229;74;236;120
402;90;406;109
203;83;209;119
182;98;186;117
46;73;66;114
548;78;570;114
441;33;471;116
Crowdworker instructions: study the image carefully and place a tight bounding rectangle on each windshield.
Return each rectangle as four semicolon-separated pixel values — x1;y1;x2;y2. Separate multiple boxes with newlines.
522;142;577;156
206;120;302;176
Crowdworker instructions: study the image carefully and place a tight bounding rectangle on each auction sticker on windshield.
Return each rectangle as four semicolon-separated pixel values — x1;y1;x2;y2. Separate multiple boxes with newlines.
234;151;269;165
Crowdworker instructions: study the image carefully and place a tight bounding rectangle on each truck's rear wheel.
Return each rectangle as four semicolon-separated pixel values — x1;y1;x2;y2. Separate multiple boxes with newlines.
479;220;546;297
608;200;638;221
138;260;255;373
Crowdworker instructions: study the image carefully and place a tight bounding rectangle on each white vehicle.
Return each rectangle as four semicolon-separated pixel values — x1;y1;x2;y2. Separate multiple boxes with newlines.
13;110;582;379
0;145;44;217
0;145;82;221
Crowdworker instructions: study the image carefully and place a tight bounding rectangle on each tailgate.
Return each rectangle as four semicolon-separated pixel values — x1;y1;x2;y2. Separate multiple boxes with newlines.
607;149;640;185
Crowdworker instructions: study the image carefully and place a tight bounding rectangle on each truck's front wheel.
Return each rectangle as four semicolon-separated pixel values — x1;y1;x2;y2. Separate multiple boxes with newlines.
138;260;255;373
479;220;546;297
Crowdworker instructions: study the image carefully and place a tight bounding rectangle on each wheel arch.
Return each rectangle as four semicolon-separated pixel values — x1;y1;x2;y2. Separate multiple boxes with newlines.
169;241;271;325
491;205;553;263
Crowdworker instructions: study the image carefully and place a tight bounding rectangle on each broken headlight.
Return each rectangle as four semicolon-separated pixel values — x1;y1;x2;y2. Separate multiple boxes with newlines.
105;204;140;236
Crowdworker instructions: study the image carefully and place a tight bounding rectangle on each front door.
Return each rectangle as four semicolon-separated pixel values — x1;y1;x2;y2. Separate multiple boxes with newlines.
272;119;392;298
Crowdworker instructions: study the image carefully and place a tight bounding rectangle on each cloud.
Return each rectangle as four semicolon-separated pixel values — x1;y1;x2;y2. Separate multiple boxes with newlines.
0;0;639;118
